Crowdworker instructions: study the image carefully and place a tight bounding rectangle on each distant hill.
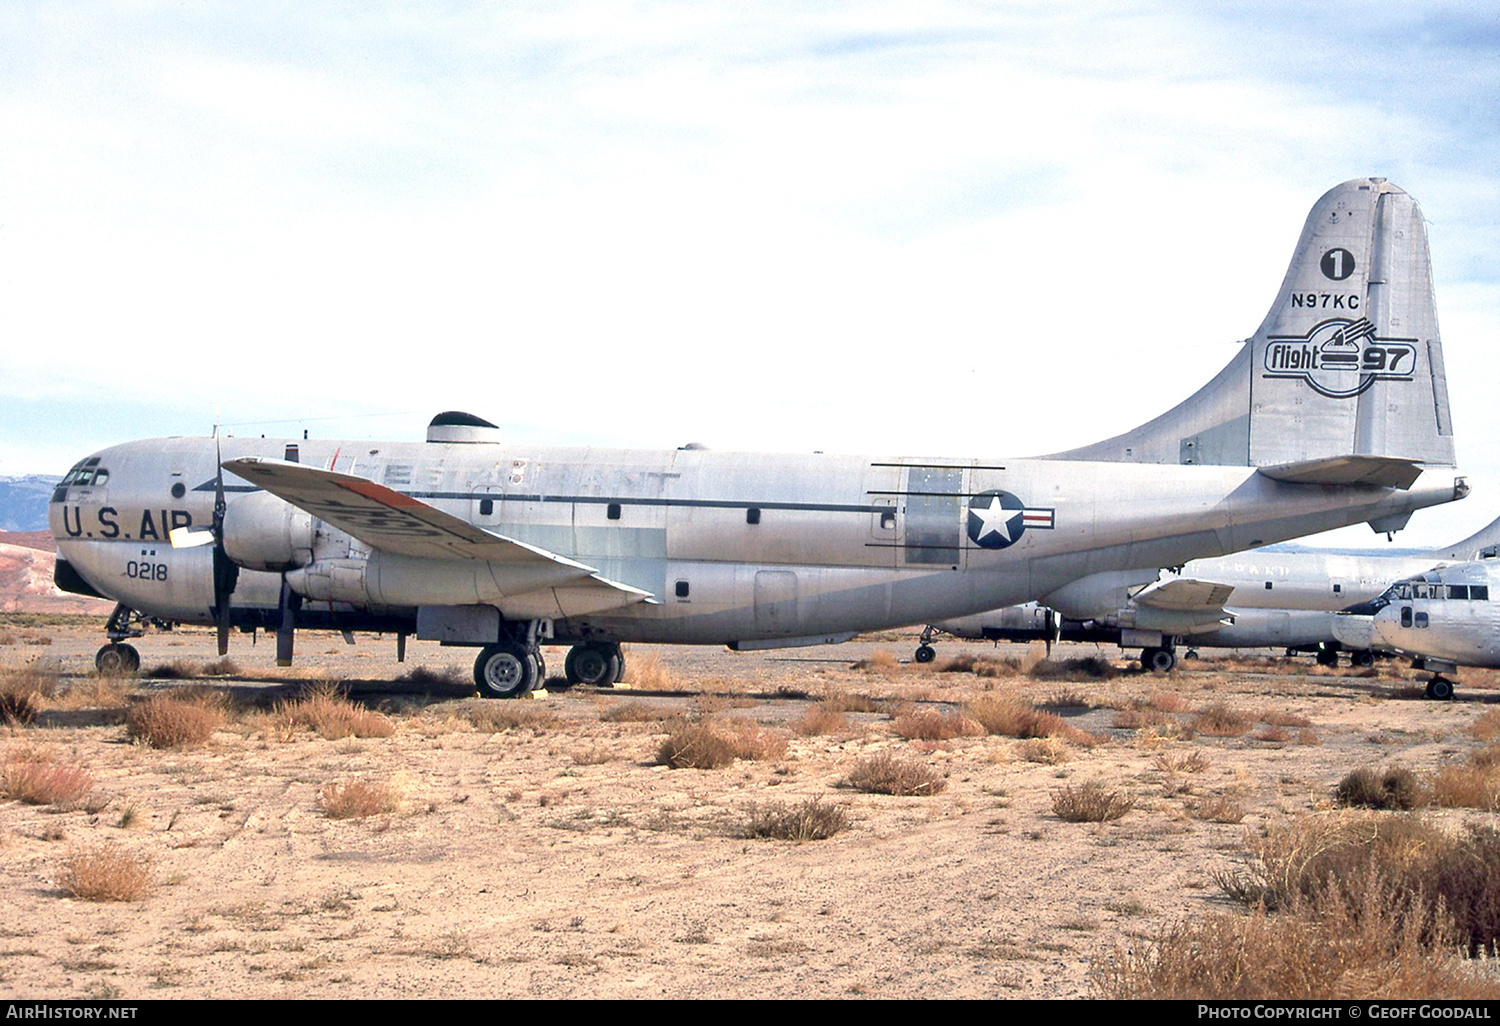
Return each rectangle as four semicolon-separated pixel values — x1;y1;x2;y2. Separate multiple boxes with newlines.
0;475;58;532
0;531;113;614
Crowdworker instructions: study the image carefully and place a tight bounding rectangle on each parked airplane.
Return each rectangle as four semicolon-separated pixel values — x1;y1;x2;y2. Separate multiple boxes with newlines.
50;178;1467;697
1329;559;1500;699
924;515;1500;673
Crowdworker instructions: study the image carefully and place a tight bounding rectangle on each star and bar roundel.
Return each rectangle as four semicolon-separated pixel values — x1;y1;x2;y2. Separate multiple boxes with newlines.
966;490;1055;549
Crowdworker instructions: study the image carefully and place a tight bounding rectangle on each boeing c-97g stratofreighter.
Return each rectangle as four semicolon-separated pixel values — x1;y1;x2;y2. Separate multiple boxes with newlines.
51;179;1468;696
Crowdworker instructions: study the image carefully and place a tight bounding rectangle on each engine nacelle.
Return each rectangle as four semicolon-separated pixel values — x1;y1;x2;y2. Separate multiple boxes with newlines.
1041;568;1159;620
222;490;314;572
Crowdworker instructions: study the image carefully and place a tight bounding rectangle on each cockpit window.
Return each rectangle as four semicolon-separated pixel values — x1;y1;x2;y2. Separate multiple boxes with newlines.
59;460;108;488
1474;585;1489;601
1447;585;1469;600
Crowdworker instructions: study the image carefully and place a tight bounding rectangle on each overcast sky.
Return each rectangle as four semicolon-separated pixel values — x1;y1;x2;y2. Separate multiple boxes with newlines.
2;1;1496;547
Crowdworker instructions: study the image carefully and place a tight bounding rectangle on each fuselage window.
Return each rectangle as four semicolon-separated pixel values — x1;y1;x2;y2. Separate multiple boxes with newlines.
607;503;622;521
1474;586;1490;601
479;499;494;517
1415;611;1429;628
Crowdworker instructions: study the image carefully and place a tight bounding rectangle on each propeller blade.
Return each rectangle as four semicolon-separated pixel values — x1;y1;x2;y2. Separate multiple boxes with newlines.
275;578;301;667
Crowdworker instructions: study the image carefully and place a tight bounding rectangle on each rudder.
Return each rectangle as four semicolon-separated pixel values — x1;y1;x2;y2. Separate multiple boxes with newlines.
1048;179;1456;470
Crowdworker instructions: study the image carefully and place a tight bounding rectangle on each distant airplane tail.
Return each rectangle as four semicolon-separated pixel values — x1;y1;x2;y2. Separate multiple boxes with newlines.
1048;178;1456;475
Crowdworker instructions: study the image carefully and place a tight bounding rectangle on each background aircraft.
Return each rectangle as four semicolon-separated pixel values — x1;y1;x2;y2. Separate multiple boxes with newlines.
51;179;1467;696
925;515;1500;673
1330;559;1500;699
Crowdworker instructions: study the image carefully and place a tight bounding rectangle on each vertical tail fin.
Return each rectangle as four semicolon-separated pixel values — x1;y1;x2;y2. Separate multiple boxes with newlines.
1048;179;1456;470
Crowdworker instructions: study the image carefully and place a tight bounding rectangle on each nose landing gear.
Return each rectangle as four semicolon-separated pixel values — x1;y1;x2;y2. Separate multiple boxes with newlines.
94;603;163;674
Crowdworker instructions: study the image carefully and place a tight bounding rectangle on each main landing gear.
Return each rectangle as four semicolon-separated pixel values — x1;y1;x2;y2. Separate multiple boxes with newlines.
471;630;628;698
1425;677;1455;701
563;642;626;687
1140;645;1177;673
94;603;165;674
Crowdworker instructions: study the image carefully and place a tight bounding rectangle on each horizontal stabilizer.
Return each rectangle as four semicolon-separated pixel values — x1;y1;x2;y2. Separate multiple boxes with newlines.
1256;455;1423;488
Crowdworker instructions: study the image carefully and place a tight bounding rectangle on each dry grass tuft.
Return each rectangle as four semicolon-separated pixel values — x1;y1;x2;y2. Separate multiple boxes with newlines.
1192;701;1252;737
845;752;947;796
1262;709;1313;728
794;702;848;736
656;718;787;769
0;665;59;725
964;696;1100;746
937;652;1022;678
1334;767;1427;810
1093;878;1500;999
622;648;673;689
891;707;984;741
1052;782;1135;822
1471;709;1500;743
1191;796;1246;823
319;779;399;819
143;658;241;679
740;798;850;841
1146;690;1191;714
657;720;737;769
59;845;151;902
126;693;225;749
853;650;901;673
2;759;94;807
1019;737;1072;764
1215;814;1500;956
600;701;669;723
467;703;556;733
817;692;885;714
1431;747;1500;811
272;685;395;740
396;665;468;688
1153;751;1209;775
1029;657;1117;681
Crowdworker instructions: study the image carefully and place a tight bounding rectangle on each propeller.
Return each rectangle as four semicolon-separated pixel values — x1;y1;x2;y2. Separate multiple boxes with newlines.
171;429;239;655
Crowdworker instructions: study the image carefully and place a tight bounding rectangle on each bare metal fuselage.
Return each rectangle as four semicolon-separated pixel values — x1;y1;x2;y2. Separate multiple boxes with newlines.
51;435;1465;649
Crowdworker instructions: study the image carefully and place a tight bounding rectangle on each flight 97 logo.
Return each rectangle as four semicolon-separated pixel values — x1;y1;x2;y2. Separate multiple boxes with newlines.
1262;317;1418;399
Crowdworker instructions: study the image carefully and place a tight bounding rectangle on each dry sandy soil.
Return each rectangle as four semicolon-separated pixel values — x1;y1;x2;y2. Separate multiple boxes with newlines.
1;620;1497;1000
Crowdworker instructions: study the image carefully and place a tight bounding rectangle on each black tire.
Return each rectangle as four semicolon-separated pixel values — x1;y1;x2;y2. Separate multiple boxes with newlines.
474;643;537;698
1316;646;1339;667
1183;649;1199;661
1352;650;1375;668
613;646;626;684
96;643;140;674
565;644;620;687
1143;647;1176;673
1426;677;1454;701
914;644;936;664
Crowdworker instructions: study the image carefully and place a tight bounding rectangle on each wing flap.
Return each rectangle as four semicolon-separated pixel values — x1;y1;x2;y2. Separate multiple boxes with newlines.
1131;577;1235;612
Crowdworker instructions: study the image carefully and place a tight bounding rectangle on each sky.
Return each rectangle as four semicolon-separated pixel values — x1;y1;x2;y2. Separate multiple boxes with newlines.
2;1;1497;548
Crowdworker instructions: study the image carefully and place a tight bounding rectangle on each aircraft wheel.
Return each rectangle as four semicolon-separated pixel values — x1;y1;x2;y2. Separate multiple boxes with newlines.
96;643;140;674
1183;649;1199;661
613;646;626;684
1352;650;1375;668
1425;677;1454;701
1315;646;1339;667
565;644;620;687
914;644;937;664
474;644;538;699
1142;647;1176;673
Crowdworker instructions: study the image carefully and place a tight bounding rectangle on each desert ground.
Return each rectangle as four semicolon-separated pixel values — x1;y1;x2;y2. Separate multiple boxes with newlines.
1;617;1498;1000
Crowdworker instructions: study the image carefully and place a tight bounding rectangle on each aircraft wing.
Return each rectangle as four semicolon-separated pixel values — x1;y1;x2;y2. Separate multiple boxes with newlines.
1130;577;1235;613
223;458;657;609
